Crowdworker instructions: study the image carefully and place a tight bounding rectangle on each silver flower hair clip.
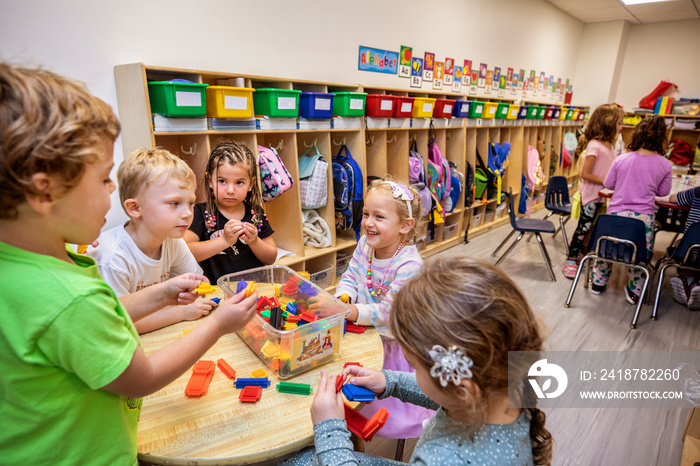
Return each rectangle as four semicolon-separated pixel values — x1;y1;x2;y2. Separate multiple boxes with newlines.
429;345;474;387
388;182;414;218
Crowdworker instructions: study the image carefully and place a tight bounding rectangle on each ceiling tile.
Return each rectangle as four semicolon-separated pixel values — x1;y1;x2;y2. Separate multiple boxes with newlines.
634;10;699;21
569;7;638;21
552;0;620;9
628;0;697;14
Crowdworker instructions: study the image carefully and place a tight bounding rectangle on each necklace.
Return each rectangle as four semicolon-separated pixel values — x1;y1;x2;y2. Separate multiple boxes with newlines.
367;240;404;298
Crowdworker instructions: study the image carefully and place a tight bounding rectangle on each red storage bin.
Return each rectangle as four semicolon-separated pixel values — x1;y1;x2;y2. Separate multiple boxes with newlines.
392;96;414;118
433;99;454;118
544;106;555;119
366;94;395;117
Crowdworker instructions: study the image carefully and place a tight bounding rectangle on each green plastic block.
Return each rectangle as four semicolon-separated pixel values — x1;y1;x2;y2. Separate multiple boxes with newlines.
276;382;312;395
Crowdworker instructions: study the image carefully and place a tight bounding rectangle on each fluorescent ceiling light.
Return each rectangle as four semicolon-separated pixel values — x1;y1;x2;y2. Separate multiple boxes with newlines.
620;0;673;4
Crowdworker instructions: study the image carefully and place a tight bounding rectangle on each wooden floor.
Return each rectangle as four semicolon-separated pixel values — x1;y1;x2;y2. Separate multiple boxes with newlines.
408;220;699;466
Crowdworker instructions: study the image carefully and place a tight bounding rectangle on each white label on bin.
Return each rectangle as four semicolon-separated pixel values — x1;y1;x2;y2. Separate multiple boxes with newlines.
423;103;433;112
278;97;296;110
476;104;483;112
401;102;412;112
444;104;453;113
488;106;496;115
380;99;393;111
224;95;248;110
350;98;364;110
315;98;331;111
175;91;201;107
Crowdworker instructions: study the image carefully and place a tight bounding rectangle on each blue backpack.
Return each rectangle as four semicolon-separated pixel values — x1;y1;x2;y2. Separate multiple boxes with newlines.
445;161;463;213
333;144;364;238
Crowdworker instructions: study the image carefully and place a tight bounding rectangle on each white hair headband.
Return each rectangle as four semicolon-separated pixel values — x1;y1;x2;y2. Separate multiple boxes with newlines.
388;181;414;219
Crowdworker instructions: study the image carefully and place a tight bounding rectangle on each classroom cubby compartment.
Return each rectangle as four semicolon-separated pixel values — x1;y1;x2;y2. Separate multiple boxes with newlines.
114;64;587;275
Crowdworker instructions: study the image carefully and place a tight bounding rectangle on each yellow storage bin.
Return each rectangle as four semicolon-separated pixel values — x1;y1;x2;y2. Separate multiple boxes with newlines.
412;97;436;118
559;107;568;120
572;108;580;120
507;104;520;120
206;86;255;119
482;102;498;119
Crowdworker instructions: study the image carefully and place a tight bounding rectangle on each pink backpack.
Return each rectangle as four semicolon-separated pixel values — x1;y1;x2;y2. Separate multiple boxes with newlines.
257;145;294;203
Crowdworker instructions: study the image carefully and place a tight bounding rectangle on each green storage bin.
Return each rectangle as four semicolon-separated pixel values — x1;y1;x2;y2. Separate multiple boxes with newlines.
536;105;546;119
496;102;509;119
253;88;301;118
148;81;209;117
565;107;575;120
468;101;484;118
333;92;367;117
526;105;539;119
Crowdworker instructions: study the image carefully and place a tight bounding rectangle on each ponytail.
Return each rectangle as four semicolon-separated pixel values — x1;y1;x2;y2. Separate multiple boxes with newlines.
523;389;553;465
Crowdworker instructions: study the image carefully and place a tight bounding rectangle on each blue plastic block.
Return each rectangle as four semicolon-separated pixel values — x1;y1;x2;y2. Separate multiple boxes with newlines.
286;302;297;315
211;297;221;304
235;378;271;389
236;280;248;294
299;282;319;297
342;383;376;402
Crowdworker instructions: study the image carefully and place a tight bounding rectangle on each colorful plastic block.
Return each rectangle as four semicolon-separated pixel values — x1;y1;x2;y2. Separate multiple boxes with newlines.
276;381;312;395
217;358;236;380
235;377;271;389
342;383;376;402
299;312;317;323
274;283;281;297
251;368;268;378
344;404;389;441
185;360;216;397
286;302;297;315
344;362;363;369
269;306;283;329
239;385;262;403
345;322;366;333
298;271;311;279
210;297;221;305
236;279;248;294
194;282;217;295
335;374;346;394
244;281;257;298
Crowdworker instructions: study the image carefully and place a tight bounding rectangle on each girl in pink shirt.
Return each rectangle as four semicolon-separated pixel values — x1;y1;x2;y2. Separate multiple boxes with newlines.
591;116;672;303
563;104;622;279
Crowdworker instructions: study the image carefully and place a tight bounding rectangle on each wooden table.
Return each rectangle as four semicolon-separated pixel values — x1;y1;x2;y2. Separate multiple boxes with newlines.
137;313;383;465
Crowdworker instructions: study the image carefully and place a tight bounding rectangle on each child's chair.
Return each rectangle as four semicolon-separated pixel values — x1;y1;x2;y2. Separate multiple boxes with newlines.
492;188;557;281
651;222;700;320
542;176;572;254
564;214;653;329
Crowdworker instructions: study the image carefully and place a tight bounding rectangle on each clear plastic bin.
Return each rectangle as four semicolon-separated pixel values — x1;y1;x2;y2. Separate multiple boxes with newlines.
218;265;348;379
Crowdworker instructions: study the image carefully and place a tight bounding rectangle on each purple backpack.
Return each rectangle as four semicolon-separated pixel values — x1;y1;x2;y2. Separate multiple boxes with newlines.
257;145;294;203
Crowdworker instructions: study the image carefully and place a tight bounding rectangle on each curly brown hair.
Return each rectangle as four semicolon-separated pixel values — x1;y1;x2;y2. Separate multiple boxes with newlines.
391;256;552;465
627;115;667;155
584;103;620;145
0;64;120;220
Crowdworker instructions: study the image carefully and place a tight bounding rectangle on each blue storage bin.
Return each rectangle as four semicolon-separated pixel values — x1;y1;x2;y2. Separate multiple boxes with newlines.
452;100;471;118
299;92;335;119
518;105;529;119
552;107;561;119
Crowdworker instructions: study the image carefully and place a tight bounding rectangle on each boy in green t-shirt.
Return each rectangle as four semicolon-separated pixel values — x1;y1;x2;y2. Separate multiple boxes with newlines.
0;64;258;465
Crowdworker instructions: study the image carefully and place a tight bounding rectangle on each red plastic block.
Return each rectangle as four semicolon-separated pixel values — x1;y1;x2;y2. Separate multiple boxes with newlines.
335;374;346;394
345;322;366;333
257;296;273;311
239;385;262;403
286;315;301;323
344;403;366;438
217;358;236;380
299;312;317;323
185;360;216;397
344;362;363;369
362;408;389;441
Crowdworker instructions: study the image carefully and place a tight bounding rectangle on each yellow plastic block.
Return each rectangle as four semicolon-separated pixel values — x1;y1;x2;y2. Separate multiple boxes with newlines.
261;340;280;358
195;283;217;295
251;368;268;378
283;322;297;330
245;281;257;298
274;284;281;297
76;244;88;254
182;328;194;337
298;271;310;280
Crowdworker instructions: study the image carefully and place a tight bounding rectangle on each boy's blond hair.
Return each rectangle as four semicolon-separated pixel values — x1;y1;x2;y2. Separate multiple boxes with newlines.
0;64;120;220
117;147;196;216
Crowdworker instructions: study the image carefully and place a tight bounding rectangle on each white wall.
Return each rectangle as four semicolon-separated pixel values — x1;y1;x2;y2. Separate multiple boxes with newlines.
0;0;585;228
614;19;700;110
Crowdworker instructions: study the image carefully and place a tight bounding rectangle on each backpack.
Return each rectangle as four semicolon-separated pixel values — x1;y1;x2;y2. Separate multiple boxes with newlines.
475;148;494;199
427;138;451;214
298;144;329;209
257;145;294;203
667;138;694;166
464;160;475;208
332;144;363;237
408;140;434;217
445;161;463;213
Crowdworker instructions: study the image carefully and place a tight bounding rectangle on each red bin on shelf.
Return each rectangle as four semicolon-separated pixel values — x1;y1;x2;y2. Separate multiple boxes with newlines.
365;94;395;117
433;99;454;118
392;96;414;118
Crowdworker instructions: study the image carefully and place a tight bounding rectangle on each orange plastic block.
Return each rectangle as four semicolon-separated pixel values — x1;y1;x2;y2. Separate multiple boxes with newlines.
185;360;216;397
239;385;262;403
217;358;236;380
251;368;268;378
245;281;257;298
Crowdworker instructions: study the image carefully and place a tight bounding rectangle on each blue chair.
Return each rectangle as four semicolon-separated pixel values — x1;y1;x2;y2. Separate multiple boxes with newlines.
542;176;572;255
564;214;653;329
492;188;557;281
651;222;700;320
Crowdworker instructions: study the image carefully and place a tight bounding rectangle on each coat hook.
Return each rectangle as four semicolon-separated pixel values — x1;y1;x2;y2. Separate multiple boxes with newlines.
386;134;397;144
275;139;284;151
180;142;196;156
409;135;417;143
303;137;318;148
365;135;374;146
332;137;346;146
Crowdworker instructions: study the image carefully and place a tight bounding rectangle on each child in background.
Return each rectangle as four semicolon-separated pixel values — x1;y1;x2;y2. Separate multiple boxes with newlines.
562;103;622;279
0;64;258;464
284;257;551;465
89;148;215;334
669;186;700;308
185;141;276;283
312;178;433;441
591;115;673;303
